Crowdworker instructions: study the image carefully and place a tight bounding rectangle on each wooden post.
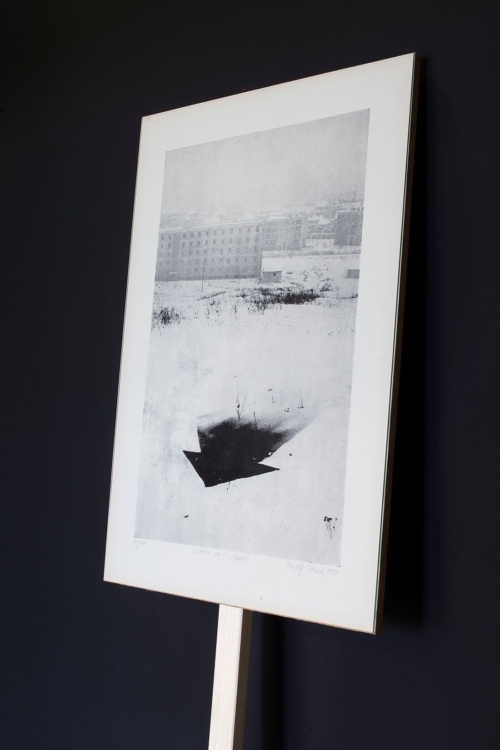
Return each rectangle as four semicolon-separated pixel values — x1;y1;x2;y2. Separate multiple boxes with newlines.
208;606;253;750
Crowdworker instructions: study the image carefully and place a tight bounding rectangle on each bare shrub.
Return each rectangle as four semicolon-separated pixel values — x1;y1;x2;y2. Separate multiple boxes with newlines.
246;287;321;313
152;306;182;327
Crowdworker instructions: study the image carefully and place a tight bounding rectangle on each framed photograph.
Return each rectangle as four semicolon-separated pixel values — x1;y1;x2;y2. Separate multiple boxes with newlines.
104;53;419;633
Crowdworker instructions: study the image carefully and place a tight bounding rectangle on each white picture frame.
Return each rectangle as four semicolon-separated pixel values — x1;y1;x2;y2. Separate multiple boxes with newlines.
104;53;419;634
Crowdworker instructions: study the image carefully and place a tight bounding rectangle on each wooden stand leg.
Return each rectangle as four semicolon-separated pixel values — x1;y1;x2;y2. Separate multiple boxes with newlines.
208;605;253;750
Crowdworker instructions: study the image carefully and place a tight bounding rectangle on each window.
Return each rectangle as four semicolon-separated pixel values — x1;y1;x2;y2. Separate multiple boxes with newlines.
214;230;218;235
205;241;208;245
183;233;186;238
229;238;232;244
198;232;201;237
230;228;233;234
182;242;185;247
197;241;200;246
222;230;225;235
206;231;209;236
221;239;225;244
190;233;194;238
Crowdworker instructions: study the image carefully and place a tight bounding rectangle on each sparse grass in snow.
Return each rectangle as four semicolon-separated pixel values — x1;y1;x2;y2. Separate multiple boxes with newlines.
152;306;182;327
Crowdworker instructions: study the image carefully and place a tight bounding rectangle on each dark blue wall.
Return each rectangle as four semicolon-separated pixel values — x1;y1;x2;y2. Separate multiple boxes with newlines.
2;1;500;748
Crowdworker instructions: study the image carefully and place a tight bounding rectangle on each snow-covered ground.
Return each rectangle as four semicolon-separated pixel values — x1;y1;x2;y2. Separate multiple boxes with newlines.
136;253;360;566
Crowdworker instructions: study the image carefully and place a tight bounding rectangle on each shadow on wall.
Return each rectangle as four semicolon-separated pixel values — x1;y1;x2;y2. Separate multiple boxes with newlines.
244;613;285;750
383;59;428;627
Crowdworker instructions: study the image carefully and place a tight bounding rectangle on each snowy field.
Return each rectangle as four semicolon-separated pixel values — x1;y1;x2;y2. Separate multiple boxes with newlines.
135;253;360;566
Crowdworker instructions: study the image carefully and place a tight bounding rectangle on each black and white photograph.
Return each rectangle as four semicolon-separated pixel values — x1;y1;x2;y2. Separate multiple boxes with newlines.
135;111;369;566
105;54;418;632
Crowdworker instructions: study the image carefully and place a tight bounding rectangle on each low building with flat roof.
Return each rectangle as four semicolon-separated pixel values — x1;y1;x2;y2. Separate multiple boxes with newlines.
261;269;282;283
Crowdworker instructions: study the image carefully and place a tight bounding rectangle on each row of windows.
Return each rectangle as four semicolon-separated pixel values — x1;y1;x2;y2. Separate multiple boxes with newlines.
160;238;264;249
264;229;302;235
161;219;304;241
160;240;297;252
160;233;302;247
182;238;259;248
161;247;260;256
180;256;259;264
163;226;263;240
183;258;258;269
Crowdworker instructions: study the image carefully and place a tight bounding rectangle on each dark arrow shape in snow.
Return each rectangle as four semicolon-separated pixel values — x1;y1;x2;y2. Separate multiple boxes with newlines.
184;406;319;487
184;417;282;487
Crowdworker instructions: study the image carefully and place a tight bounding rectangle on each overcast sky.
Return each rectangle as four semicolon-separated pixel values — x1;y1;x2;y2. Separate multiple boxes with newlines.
161;109;370;215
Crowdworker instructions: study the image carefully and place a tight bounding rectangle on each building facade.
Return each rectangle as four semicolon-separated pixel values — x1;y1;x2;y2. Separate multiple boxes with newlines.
154;210;362;282
260;216;308;253
156;216;308;282
334;209;364;246
156;220;265;281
